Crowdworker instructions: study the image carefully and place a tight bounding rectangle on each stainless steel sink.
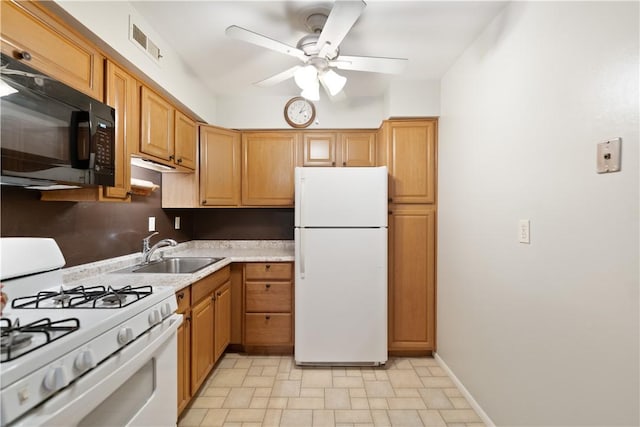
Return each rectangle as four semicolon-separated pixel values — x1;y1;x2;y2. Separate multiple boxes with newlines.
116;257;224;274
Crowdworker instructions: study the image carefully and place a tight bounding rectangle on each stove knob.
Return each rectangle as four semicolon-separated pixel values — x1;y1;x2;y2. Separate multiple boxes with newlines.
148;310;160;325
43;366;68;392
74;349;96;372
117;327;134;345
160;302;172;318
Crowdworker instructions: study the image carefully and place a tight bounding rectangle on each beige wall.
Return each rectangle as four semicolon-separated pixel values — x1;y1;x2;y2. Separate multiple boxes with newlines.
438;2;639;425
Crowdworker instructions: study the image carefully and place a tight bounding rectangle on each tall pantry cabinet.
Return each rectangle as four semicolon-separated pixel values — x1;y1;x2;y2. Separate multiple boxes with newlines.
378;119;437;354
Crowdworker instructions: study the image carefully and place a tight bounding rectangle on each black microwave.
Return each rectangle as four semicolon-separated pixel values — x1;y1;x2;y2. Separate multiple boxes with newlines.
0;53;115;189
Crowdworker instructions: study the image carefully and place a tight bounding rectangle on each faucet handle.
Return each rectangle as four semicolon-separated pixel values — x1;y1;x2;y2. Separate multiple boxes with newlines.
142;232;159;251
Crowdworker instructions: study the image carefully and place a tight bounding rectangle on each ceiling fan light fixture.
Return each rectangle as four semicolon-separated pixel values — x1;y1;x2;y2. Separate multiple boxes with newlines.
300;78;320;101
320;69;347;96
294;65;317;90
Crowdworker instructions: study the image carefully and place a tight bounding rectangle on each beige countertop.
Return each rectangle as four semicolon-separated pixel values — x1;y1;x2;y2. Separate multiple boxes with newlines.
62;240;294;293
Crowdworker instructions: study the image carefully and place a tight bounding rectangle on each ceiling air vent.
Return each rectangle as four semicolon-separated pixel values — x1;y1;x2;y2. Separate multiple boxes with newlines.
129;17;162;63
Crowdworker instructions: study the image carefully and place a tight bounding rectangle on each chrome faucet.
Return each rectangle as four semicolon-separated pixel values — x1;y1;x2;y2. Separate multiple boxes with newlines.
141;232;178;264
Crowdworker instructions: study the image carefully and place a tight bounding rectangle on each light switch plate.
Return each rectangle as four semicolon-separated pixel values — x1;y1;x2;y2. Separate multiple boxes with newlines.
148;216;156;232
519;219;530;244
174;216;181;230
597;138;621;173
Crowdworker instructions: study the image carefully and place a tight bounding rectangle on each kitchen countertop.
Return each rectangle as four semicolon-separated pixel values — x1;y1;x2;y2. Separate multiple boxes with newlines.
62;240;294;293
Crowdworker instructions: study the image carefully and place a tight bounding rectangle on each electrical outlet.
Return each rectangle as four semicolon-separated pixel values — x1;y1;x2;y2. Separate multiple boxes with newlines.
174;216;181;230
519;219;530;244
148;216;156;232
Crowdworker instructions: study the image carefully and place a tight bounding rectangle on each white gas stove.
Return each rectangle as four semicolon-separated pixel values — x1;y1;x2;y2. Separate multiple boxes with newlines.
0;238;181;427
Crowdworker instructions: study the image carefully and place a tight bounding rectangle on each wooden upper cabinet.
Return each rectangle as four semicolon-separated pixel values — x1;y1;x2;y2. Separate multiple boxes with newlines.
0;1;103;100
174;111;197;169
242;132;298;206
200;125;241;206
340;132;376;167
104;61;138;200
302;131;376;167
381;119;437;204
140;86;175;162
302;132;337;166
388;204;436;352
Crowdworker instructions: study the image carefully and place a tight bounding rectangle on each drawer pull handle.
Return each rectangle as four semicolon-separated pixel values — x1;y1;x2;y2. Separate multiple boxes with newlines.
265;283;271;289
265;264;271;270
177;293;184;300
19;51;32;61
265;315;271;320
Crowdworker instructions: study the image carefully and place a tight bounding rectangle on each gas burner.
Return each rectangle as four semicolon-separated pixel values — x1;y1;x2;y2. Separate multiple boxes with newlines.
0;317;80;362
101;293;126;305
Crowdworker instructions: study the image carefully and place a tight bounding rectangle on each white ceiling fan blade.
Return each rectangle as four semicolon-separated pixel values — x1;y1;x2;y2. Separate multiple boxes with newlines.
316;1;366;58
226;25;307;61
254;65;302;87
330;55;408;74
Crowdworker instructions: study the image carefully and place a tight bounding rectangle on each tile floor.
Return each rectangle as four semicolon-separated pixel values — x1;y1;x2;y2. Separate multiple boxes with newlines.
178;353;484;427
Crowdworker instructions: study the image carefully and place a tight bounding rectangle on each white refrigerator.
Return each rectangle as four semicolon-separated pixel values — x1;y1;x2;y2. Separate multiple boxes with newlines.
294;166;388;366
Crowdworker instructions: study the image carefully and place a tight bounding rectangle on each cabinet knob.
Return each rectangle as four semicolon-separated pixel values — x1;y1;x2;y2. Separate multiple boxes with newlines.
177;158;183;163
265;315;271;320
177;292;184;300
388;198;393;203
331;161;336;166
265;283;271;289
18;51;32;61
388;211;393;215
202;200;207;205
169;155;175;160
343;162;347;166
265;264;271;270
212;295;216;301
185;316;191;323
216;291;221;297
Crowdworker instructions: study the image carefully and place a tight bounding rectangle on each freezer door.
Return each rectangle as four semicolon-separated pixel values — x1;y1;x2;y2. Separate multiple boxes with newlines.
295;167;388;227
295;227;387;365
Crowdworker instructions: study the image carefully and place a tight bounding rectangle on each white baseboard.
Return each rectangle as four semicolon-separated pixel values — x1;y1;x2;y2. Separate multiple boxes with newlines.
434;352;496;427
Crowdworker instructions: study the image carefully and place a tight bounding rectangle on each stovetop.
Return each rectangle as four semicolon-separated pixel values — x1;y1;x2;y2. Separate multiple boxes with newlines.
0;317;80;363
10;284;154;309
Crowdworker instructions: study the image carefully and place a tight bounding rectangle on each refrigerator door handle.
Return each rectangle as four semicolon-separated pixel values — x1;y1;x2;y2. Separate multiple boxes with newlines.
299;228;305;279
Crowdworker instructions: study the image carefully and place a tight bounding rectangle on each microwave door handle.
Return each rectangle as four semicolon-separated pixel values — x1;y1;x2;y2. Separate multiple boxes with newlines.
69;110;91;169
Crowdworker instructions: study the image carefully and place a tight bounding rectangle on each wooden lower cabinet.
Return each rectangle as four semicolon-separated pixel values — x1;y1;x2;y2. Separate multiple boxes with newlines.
176;286;191;414
177;266;231;416
243;262;294;353
214;281;231;361
388;204;436;353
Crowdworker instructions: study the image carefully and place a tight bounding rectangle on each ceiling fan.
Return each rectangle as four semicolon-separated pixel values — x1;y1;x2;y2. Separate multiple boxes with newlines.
225;0;408;100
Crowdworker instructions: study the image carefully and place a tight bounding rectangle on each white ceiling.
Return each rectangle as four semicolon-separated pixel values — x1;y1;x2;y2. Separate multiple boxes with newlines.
130;1;508;98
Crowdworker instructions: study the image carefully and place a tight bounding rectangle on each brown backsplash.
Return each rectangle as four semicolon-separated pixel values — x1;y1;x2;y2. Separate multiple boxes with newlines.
1;166;294;267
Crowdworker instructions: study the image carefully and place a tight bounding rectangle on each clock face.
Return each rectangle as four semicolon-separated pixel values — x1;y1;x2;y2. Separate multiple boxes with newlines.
285;97;315;128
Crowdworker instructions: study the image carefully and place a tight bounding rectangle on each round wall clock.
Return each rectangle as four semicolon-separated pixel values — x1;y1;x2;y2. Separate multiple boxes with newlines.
284;97;316;128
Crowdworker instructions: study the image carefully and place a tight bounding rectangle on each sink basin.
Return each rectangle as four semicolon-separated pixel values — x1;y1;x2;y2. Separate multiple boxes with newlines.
118;257;224;274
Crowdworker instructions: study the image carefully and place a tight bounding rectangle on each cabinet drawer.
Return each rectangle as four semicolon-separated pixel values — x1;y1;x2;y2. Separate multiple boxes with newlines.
192;266;231;303
175;287;191;314
245;313;292;345
245;281;292;313
245;263;292;280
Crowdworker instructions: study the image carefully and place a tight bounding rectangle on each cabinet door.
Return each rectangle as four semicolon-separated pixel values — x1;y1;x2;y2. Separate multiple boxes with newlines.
388;204;436;352
140;86;175;162
177;313;191;415
242;132;298;206
104;61;137;200
174;111;197;170
0;1;103;100
200;125;241;206
190;296;214;394
340;132;376;167
387;120;437;204
214;281;231;362
302;132;337;166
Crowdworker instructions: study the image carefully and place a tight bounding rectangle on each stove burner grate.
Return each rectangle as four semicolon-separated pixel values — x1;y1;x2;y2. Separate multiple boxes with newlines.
0;317;80;362
11;285;153;309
